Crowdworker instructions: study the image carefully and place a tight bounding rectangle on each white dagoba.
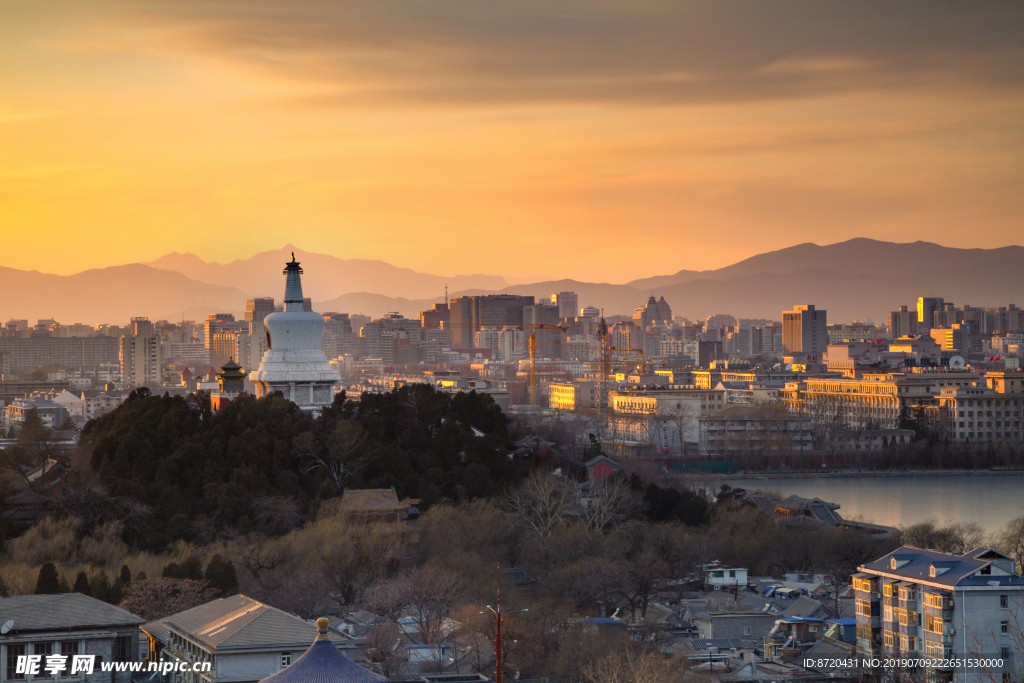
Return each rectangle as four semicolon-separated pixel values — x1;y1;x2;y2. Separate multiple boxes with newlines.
249;253;341;411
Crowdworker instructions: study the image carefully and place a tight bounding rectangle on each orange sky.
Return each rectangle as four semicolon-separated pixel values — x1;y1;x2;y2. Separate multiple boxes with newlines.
1;0;1022;282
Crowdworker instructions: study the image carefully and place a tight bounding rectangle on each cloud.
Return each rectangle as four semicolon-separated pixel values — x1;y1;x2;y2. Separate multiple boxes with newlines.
95;0;1024;106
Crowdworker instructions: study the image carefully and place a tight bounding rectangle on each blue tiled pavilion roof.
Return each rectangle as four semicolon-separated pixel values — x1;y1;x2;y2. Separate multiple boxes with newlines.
259;619;386;683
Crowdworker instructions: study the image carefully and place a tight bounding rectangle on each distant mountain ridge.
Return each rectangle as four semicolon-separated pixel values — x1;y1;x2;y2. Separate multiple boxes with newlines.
144;245;508;302
1;239;1021;324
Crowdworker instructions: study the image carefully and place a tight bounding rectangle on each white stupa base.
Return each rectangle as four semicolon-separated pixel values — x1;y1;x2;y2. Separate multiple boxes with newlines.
250;349;341;410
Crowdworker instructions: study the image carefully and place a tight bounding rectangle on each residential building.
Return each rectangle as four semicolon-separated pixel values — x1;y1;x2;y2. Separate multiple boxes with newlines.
143;596;363;683
931;323;974;354
120;317;161;387
706;566;748;589
854;546;1024;682
0;594;143;683
5;397;68;431
889;305;918;339
0;337;119;372
782;305;827;357
79;389;131;421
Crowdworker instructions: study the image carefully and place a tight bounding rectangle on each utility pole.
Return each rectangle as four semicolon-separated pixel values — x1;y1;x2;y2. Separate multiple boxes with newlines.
482;564;527;683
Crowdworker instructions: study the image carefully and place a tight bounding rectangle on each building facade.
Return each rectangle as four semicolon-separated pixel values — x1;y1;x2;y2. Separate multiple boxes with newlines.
782;305;827;356
854;546;1024;683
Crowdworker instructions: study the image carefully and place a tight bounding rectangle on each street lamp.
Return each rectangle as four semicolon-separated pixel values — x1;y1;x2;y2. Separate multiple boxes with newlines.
481;564;527;683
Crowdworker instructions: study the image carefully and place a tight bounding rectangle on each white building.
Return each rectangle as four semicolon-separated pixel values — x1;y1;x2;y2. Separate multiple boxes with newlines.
249;255;341;411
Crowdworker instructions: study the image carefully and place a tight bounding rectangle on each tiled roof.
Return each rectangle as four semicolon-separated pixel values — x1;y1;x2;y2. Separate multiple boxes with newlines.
260;636;385;683
0;594;143;632
145;595;345;651
861;546;1024;587
686;638;743;651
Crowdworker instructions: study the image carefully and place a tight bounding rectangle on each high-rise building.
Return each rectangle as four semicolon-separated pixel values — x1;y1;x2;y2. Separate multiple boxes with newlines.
524;303;562;359
448;294;535;348
782;304;827;356
551;292;579;320
916;297;944;336
249;255;341;411
120;317;161;387
419;302;449;329
888;305;918;339
204;313;248;369
633;295;673;329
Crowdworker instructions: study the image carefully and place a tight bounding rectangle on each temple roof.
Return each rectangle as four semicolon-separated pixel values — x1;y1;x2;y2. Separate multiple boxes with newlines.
259;618;385;683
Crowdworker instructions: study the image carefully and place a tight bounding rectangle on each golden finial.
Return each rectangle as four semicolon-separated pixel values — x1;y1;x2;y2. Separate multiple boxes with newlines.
315;617;330;640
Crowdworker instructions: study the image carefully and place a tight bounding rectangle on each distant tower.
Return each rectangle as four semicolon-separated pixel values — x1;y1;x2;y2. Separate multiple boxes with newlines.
249;254;342;412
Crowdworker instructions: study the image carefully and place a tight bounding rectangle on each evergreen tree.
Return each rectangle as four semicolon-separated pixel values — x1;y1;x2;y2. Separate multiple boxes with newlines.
0;574;9;597
120;565;132;586
34;563;61;594
181;556;204;581
161;563;182;579
91;573;111;603
136;571;147;581
204;555;239;597
72;571;92;596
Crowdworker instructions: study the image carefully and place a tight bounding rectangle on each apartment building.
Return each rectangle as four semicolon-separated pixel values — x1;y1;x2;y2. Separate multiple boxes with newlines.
608;388;725;449
854;546;1023;683
119;318;161;387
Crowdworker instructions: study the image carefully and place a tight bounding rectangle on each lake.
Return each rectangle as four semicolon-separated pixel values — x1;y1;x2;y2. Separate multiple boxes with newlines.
722;473;1024;536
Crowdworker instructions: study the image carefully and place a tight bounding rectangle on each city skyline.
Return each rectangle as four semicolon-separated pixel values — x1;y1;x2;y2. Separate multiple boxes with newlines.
2;1;1023;279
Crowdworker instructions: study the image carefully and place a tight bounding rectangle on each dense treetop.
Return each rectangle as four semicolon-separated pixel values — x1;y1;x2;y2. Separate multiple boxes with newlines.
82;386;518;549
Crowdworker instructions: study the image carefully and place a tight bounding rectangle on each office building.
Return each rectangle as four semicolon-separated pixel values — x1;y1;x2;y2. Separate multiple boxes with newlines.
0;337;119;371
782;304;827;356
449;294;535;348
204;314;248;369
551;291;579;320
917;297;944;336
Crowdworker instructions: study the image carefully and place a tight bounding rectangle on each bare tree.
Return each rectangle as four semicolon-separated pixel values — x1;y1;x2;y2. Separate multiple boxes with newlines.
238;534;289;587
580;476;641;533
503;470;579;539
365;622;409;680
994;517;1024;574
119;578;220;621
294;420;372;491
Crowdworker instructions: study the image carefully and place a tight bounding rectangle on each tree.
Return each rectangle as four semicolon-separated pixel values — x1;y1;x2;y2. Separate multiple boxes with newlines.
73;571;92;596
205;554;239;597
119;578;220;621
579;476;640;533
503;470;579;539
995;517;1024;574
92;572;112;603
34;562;61;594
364;623;408;680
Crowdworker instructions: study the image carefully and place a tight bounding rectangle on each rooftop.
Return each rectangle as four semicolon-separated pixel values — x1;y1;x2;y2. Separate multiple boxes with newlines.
0;594;143;633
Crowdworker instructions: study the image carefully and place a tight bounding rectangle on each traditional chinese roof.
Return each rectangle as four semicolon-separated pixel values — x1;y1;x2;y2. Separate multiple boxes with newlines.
259;618;385;683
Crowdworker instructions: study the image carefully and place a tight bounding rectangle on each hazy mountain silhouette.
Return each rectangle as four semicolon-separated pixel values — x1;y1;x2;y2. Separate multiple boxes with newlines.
0;265;247;324
2;239;1022;324
145;245;508;302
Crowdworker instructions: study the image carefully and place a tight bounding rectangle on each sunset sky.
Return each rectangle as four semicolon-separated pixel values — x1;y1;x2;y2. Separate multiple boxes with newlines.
1;0;1022;282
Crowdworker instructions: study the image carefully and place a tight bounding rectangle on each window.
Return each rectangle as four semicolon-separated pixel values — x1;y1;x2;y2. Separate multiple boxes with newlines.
281;653;292;668
60;641;79;658
34;642;53;657
1002;620;1009;634
884;630;895;647
1001;595;1009;608
809;624;818;633
743;628;751;636
884;605;893;621
1001;647;1012;660
113;636;133;662
883;583;894;597
7;643;26;680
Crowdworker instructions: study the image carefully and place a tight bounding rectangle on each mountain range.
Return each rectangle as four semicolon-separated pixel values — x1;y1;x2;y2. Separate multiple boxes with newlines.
2;239;1022;325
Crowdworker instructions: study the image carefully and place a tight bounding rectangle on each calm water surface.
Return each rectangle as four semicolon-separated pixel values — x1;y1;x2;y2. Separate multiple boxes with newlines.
724;474;1024;535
